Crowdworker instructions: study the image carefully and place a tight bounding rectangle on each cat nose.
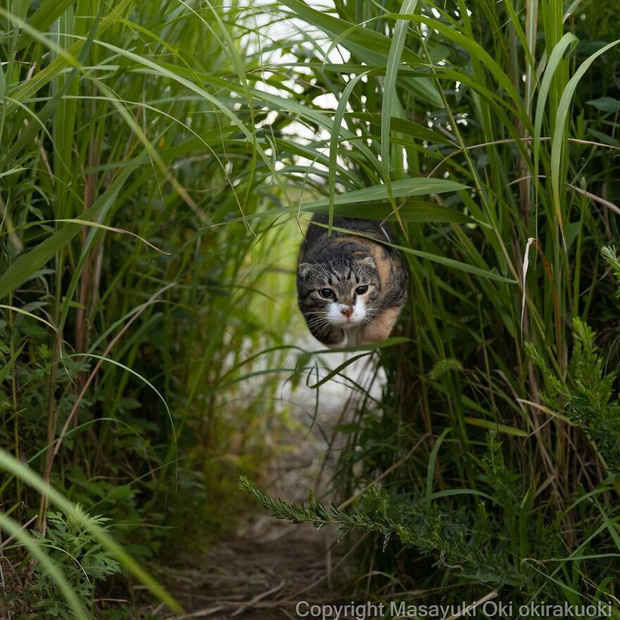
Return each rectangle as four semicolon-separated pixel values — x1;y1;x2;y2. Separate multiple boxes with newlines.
341;306;353;318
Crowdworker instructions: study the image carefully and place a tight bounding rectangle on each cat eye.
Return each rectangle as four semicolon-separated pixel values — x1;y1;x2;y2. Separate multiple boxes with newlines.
319;288;335;299
355;285;369;295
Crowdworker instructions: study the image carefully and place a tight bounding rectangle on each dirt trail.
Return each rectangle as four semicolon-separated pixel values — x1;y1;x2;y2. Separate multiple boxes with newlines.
161;521;341;619
153;351;378;619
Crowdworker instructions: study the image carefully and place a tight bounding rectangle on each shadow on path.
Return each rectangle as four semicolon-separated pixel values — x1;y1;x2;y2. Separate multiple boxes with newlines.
161;520;344;619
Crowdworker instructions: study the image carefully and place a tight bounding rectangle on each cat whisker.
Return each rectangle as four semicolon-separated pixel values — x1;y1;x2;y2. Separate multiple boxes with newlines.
308;322;329;332
313;321;334;339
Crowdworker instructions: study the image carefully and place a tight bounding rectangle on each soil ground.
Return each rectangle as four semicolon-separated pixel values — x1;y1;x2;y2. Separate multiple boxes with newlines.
147;351;376;620
158;520;344;619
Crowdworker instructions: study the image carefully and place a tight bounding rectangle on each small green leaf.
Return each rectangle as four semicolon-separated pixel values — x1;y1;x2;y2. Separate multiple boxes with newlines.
587;96;620;113
305;177;468;208
464;418;528;437
551;39;620;234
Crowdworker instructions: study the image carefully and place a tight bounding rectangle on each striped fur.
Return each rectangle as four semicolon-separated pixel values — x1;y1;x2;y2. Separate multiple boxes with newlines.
297;214;408;347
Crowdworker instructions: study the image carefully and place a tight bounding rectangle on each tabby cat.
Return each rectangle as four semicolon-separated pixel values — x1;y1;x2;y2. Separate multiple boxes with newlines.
297;214;408;348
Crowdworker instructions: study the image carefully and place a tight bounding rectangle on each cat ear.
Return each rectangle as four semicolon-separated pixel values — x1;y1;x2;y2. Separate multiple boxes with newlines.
298;262;314;277
361;256;376;268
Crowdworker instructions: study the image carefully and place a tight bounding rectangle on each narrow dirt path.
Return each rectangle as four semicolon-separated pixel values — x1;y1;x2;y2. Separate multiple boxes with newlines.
150;352;378;619
162;521;342;619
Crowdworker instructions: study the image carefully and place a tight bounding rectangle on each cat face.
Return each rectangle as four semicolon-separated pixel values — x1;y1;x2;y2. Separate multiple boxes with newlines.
297;256;381;332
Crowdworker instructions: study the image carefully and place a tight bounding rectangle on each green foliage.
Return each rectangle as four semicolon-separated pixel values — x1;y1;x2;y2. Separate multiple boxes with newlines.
602;246;620;297
26;506;120;617
2;0;620;614
0;0;295;613
242;474;528;587
428;358;463;381
237;0;620;610
527;318;620;473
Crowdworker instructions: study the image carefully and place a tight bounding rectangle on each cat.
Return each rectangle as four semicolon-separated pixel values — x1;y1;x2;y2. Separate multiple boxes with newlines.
297;214;408;348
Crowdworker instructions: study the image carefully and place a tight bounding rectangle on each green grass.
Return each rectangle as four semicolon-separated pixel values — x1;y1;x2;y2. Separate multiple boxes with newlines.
0;1;297;615
239;0;620;612
1;0;619;616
